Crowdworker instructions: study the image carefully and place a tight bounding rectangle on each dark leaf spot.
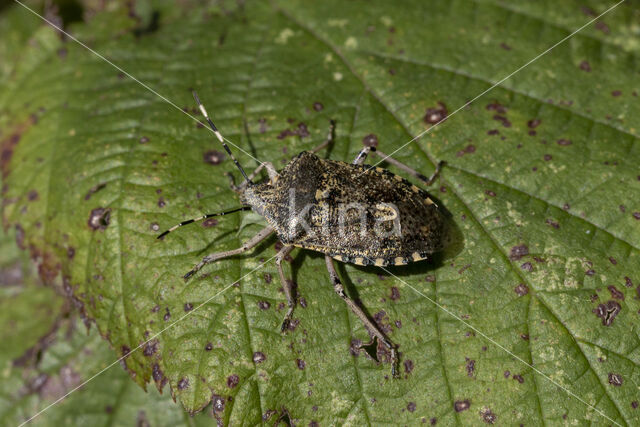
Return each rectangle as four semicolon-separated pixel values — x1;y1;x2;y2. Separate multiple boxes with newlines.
407;402;416;412
257;301;270;310
504;370;510;378
557;139;572;146
404;359;414;374
607;285;624;300
202;218;218;228
177;378;189;390
466;359;475;377
454;400;471;412
263;273;272;284
313;102;323;111
456;144;476;157
390;287;400;301
487;129;499;136
579;60;591;71
486;102;507;114
139;136;149;144
143;340;158;357
527;119;541;128
543;154;552;161
424;102;448;124
157;197;165;208
362;134;379;147
203;150;225;165
150;222;160;231
227;374;239;388
184;303;193;312
624;276;633;288
608;373;623;386
611;90;622;97
499;42;511;50
163;308;171;321
514;283;529;296
513;374;524;383
492;114;511;127
296;359;306;370
633;212;640;220
545;219;560;229
205;342;213;351
521;262;533;271
27;190;39;201
510;245;529;260
482;408;497;424
632;401;638;409
485;190;496;197
253;351;266;364
88;208;111;230
212;394;225;412
593;300;621;326
67;247;75;259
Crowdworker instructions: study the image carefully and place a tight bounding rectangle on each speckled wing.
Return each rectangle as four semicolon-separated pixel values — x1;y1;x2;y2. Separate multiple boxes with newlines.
271;152;447;266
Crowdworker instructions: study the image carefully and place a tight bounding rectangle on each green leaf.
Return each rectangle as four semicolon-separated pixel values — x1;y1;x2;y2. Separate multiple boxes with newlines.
2;0;639;424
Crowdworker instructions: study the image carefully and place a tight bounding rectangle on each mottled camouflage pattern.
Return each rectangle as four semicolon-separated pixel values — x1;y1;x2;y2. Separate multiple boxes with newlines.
241;151;446;266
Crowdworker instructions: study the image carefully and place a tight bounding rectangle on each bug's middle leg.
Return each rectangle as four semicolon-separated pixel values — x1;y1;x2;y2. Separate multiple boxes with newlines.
183;226;273;281
325;255;399;378
275;245;296;332
310;120;336;154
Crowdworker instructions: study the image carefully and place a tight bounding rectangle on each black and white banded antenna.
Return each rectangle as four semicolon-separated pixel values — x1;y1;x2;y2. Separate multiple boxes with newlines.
157;206;251;240
192;90;252;184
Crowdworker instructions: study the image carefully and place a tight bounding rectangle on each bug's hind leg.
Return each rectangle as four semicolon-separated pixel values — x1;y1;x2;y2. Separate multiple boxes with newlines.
183;226;273;281
310;120;336;154
325;255;399;378
372;149;444;186
276;245;296;332
352;146;374;165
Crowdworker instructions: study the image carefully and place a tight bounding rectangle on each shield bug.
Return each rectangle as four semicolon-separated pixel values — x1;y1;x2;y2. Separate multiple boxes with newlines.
158;91;448;377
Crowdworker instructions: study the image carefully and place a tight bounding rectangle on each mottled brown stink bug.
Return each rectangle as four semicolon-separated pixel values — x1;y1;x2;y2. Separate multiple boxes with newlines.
158;91;448;377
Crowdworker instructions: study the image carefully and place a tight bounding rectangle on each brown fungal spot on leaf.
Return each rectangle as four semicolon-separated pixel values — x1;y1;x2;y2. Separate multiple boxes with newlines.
527;118;541;128
177;378;189;390
520;262;533;272
557;139;572;146
163;308;171;321
143;340;158;357
296;359;306;370
257;301;270;310
202;218;218;228
404;359;414;374
586;269;596;276
424;102;448;124
456;144;476;157
184;302;193;312
633;212;640;220
595;21;610;34
150;222;160;231
407;402;416;412
253;351;266;364
486;102;507;114
157;197;165;208
67;247;75;259
466;359;475;377
510;245;529;261
212;394;225;412
611;90;622;97
593;300;621;326
632;401;638;409
227;374;239;388
487;129;499;136
454;400;471;412
514;283;529;296
608;373;623;386
313;102;323;111
203;150;225;165
545;219;560;229
362;134;379;147
27;189;39;201
579;60;591;71
390;287;400;301
14;224;25;250
205;342;213;351
139;136;149;144
152;363;167;388
543;154;552;161
88;208;111;230
499;42;511;50
485;190;496;197
492;115;511;127
607;285;624;300
513;374;524;383
481;408;497;424
263;273;272;284
624;276;633;288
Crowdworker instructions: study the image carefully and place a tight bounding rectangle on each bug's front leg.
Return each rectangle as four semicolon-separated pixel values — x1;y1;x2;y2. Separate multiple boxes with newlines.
183;226;273;281
276;244;296;332
227;161;279;192
325;255;399;378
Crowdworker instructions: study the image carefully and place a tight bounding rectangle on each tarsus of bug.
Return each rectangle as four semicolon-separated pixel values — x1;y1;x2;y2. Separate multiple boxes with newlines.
192;90;252;183
157;206;251;239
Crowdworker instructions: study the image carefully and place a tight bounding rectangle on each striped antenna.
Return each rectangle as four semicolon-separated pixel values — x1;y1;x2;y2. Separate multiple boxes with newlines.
192;90;252;183
157;206;251;240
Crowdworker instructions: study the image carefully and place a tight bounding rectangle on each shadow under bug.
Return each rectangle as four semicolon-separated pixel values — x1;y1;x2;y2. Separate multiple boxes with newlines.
158;91;449;378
